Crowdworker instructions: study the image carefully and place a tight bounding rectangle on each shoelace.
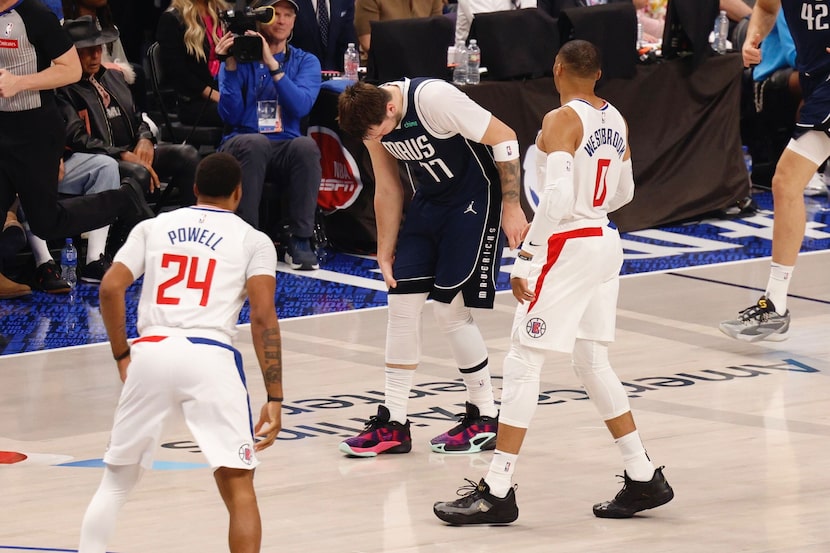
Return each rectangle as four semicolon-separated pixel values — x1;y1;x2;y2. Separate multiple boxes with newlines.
455;478;483;498
738;303;771;323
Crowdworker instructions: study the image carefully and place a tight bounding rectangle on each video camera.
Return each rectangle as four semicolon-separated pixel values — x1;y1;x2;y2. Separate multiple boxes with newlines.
219;0;275;63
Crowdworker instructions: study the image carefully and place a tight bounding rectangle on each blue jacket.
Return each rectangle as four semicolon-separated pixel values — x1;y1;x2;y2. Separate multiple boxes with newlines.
218;45;322;143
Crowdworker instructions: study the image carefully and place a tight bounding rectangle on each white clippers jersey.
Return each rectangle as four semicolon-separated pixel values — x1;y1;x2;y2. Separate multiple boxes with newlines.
114;206;277;341
535;98;628;226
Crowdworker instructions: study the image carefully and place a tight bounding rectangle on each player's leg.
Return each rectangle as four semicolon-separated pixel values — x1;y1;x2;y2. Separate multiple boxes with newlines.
433;340;545;525
429;294;498;454
78;463;144;553
720;127;830;341
214;467;261;553
338;292;427;457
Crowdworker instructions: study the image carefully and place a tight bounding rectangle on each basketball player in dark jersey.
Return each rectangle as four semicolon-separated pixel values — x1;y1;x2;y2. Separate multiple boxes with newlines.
336;78;527;456
721;0;830;342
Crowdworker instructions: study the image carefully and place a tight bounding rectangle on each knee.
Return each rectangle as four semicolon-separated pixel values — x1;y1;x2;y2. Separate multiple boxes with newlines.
119;161;151;191
290;136;320;160
98;157;121;191
503;344;544;386
177;145;201;170
432;298;473;333
223;134;271;160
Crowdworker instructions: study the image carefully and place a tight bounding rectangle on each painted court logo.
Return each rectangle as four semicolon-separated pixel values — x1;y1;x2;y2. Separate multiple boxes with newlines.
526;317;546;338
238;444;254;465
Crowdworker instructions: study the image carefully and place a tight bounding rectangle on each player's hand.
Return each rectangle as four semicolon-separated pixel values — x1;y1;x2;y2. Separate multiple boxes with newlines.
133;138;155;166
742;32;762;68
501;204;528;250
0;68;22;98
510;276;535;304
116;356;130;383
121;151;161;192
254;401;282;451
377;252;396;289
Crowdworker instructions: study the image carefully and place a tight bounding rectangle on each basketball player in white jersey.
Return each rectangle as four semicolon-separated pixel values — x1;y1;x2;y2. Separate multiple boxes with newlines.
434;40;673;525
79;153;283;553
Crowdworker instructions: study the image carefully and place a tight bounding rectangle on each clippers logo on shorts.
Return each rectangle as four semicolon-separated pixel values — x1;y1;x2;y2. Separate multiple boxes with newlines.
238;443;254;465
526;317;546;338
309;125;364;212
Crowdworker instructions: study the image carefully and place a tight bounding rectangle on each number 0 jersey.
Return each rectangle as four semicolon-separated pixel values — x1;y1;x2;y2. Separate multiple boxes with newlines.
114;206;277;342
535;98;629;227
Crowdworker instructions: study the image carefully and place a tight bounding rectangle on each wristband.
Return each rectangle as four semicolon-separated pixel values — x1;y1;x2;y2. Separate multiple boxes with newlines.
492;139;520;162
114;347;131;361
510;256;532;280
269;65;284;77
267;395;283;403
217;53;229;62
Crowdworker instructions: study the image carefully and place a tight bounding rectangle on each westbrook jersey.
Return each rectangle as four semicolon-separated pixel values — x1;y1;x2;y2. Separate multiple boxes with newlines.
782;0;830;75
380;78;499;205
535;98;628;225
114;206;277;341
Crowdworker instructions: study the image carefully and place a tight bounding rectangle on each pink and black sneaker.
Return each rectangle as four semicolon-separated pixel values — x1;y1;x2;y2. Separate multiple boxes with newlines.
429;402;498;454
339;405;412;457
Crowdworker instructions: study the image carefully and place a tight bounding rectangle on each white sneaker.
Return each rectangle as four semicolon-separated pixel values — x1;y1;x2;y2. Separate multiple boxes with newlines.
804;172;828;196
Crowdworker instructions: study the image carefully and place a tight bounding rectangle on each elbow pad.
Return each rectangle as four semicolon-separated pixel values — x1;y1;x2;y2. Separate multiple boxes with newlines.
608;159;635;211
523;151;574;256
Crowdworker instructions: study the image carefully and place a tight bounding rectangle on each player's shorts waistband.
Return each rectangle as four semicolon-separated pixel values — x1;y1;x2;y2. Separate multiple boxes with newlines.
133;335;239;356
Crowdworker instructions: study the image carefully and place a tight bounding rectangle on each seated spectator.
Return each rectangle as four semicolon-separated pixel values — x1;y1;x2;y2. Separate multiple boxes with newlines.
156;0;229;128
58;17;201;209
0;200;31;299
354;0;443;63
636;0;752;44
61;0;147;110
216;0;322;270
454;0;537;44
291;0;357;72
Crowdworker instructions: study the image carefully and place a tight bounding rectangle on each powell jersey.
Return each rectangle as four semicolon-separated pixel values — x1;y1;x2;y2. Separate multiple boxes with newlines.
114;206;276;341
782;0;830;75
536;98;628;225
380;78;499;205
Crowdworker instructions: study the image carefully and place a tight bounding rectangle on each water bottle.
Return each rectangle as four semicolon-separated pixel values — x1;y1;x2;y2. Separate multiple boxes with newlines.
466;39;480;85
742;145;753;183
713;10;729;54
343;42;359;81
60;237;78;288
453;41;467;86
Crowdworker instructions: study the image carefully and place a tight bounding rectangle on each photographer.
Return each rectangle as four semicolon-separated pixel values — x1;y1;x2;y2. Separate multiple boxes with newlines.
216;0;322;271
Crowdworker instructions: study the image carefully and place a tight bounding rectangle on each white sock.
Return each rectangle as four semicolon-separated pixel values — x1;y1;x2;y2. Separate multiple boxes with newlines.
461;363;497;418
615;430;655;482
384;367;414;424
24;227;53;267
86;227;109;263
485;450;518;498
79;463;143;553
765;263;794;314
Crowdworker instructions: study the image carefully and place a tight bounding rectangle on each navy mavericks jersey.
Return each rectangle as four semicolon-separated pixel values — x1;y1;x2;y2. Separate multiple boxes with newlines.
380;78;500;206
782;0;830;75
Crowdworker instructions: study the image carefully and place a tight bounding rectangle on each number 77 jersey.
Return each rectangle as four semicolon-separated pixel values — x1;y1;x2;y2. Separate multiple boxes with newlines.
113;206;277;340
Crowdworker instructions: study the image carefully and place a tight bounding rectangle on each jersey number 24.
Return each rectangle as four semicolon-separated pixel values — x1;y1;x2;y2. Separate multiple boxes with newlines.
156;253;217;307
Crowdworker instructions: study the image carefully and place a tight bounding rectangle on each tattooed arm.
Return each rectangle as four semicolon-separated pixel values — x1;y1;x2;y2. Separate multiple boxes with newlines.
478;115;527;249
247;274;283;451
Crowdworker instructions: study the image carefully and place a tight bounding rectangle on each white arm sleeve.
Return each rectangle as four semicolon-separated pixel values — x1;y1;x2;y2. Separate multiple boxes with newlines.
522;151;574;257
608;158;635;212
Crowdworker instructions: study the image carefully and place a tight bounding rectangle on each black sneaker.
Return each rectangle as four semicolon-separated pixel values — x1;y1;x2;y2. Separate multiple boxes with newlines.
338;405;412;457
285;236;319;270
33;261;71;294
429;402;498;454
120;176;155;221
81;254;112;283
433;478;519;525
592;466;674;519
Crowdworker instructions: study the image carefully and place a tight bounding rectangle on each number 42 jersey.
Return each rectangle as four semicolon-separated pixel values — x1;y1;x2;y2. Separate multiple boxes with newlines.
114;206;277;342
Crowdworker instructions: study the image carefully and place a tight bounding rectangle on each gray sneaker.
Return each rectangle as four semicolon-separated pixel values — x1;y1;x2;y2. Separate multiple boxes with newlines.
719;296;790;342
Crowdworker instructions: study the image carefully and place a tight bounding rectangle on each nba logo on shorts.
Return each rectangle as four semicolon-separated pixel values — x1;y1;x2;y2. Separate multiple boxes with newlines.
238;444;254;465
526;317;546;338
